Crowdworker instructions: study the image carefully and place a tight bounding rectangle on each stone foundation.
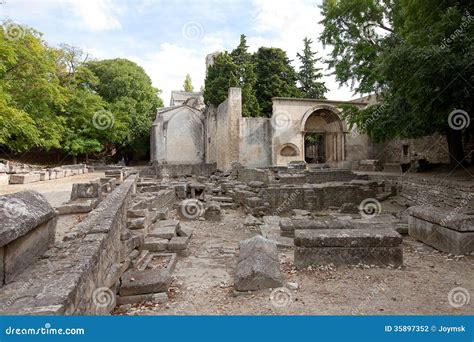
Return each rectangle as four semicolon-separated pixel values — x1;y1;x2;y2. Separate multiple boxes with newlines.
294;229;403;269
408;206;474;255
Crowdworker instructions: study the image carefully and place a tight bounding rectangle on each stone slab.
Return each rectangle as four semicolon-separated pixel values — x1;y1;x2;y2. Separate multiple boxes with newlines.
4;218;57;284
409;205;474;232
0;191;56;247
260;225;294;249
234;236;283;292
280;218;348;237
117;292;168;305
56;199;98;215
295;246;403;269
120;269;171;296
294;229;402;248
149;225;176;240
168;236;189;251
408;216;474;255
9;173;41;184
141;237;168;252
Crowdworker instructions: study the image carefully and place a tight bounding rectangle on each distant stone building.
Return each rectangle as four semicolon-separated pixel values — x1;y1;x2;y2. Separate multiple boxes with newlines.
151;55;450;171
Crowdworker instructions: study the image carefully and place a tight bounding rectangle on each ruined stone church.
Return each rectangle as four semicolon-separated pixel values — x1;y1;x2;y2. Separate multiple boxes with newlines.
150;54;449;172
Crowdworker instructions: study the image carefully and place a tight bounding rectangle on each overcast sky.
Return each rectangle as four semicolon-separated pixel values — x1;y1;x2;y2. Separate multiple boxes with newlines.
1;0;356;105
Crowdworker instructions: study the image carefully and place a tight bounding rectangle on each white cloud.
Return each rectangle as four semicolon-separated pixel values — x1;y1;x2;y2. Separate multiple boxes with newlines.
249;0;356;100
68;0;122;31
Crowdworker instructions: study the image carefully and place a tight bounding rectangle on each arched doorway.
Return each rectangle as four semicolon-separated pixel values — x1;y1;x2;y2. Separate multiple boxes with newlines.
302;107;345;166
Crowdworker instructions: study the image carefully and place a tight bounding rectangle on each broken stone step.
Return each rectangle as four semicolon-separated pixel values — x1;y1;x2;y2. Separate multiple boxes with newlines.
209;196;233;203
168;236;189;251
56;199;98;215
131;250;150;269
149;225;176;240
177;225;193;238
120;269;171;296
141;237;169;252
117;292;168;305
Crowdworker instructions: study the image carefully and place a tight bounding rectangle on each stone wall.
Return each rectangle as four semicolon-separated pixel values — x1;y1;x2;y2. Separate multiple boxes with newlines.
154;163;217;178
239;117;272;168
373;134;450;165
0;176;138;315
367;173;474;210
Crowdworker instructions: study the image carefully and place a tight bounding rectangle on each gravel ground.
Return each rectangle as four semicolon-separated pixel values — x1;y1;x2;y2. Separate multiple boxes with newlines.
0;172;105;207
115;208;474;316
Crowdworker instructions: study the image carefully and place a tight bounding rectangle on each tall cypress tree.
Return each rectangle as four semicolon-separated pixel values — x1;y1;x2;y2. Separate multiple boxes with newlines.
297;37;328;99
254;47;300;116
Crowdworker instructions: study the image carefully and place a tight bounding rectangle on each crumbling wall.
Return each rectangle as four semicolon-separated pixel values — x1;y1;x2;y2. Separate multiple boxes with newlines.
215;88;241;171
0;176;138;315
239;117;272;168
368;173;474;210
373;134;449;165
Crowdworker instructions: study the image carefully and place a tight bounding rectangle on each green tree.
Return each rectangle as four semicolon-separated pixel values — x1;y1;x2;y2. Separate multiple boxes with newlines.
230;34;261;117
86;58;163;156
183;73;194;92
0;22;66;152
296;37;328;99
55;45;107;160
254;47;300;115
320;0;473;164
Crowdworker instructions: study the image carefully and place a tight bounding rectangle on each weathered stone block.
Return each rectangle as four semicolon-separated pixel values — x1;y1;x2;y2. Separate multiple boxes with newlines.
9;173;41;184
168;236;189;251
141;237;168;252
56;199;98;215
408;215;474;255
295;246;403;269
294;229;403;269
117;292;168;305
149;224;176;240
234;236;282;292
71;182;101;200
204;203;222;221
280;218;347;237
294;229;402;248
4;217;57;283
120;269;171;296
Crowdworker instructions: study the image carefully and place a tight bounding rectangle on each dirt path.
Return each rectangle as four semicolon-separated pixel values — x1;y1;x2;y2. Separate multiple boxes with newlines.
116;208;474;316
0;172;105;207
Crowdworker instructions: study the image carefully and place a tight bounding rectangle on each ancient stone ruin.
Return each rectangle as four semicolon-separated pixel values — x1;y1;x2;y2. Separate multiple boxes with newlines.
0;85;472;316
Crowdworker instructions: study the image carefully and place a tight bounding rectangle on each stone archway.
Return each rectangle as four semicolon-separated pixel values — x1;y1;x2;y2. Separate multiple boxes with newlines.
301;106;346;166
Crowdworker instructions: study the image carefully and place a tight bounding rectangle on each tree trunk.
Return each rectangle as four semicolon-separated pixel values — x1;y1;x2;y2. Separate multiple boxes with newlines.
72;155;77;164
446;127;465;166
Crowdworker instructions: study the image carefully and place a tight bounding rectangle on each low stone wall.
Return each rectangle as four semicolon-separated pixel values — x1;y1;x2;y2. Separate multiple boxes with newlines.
0;175;137;315
262;180;378;213
367;173;474;210
0;191;57;286
154;163;217;178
